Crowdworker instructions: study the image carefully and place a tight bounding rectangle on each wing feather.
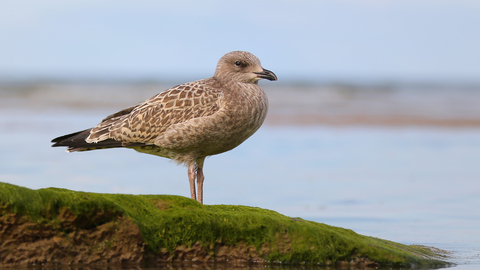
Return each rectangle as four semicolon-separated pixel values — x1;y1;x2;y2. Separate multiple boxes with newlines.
86;80;223;144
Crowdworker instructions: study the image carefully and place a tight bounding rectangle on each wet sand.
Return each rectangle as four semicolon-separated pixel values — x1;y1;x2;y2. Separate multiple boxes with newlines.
263;85;480;127
1;83;479;127
266;113;480;127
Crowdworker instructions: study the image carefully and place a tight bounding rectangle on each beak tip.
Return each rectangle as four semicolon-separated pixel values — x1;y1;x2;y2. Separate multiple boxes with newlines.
255;68;277;81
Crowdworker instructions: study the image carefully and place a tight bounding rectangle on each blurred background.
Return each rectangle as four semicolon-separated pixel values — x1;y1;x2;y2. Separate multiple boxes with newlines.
1;0;479;265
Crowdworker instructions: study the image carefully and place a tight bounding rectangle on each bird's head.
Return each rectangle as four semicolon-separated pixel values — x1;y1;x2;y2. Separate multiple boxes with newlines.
214;51;277;84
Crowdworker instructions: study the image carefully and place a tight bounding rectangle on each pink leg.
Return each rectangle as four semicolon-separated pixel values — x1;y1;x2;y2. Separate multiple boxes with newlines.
188;164;196;201
196;157;206;204
196;167;204;204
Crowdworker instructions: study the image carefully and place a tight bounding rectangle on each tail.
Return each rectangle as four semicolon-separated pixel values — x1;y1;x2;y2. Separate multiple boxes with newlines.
51;129;129;152
52;105;146;152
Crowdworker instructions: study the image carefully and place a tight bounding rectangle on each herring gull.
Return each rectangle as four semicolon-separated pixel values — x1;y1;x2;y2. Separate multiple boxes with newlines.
51;51;277;204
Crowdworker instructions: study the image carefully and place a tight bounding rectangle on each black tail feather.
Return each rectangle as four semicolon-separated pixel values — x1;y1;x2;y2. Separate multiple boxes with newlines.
51;129;90;144
52;128;147;152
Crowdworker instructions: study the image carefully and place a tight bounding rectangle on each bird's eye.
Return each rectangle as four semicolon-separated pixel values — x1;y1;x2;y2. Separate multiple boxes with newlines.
235;61;241;66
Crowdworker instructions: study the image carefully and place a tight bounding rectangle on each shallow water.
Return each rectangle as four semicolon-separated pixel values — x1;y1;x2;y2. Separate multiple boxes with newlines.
1;85;480;269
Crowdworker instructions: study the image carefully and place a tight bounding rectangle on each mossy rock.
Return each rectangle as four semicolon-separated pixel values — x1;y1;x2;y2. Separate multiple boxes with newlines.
0;182;451;268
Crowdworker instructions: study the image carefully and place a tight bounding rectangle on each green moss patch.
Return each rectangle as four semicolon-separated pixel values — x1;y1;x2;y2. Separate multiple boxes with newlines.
0;182;451;267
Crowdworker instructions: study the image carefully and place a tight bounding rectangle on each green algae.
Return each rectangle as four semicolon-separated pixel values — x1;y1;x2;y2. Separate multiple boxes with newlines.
0;182;450;267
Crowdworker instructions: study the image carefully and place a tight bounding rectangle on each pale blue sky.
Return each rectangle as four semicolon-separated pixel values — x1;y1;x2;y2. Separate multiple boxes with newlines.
1;0;480;83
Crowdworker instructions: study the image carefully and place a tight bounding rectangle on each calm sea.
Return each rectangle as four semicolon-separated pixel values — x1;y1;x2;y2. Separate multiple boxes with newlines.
1;83;479;269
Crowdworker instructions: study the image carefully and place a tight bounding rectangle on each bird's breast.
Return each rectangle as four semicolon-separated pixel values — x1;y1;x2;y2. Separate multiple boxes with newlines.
220;85;268;142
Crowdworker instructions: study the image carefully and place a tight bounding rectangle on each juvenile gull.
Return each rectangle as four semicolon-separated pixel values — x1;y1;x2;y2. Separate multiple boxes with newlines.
51;51;277;204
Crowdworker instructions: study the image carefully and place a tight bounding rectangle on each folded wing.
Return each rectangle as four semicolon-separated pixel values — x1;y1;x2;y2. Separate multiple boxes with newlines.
86;81;223;145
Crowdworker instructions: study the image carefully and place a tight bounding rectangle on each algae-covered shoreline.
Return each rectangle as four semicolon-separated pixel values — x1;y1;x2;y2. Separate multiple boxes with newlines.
0;182;451;268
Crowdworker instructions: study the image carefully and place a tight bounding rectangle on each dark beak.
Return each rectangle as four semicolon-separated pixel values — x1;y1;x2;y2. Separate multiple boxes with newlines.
254;68;277;81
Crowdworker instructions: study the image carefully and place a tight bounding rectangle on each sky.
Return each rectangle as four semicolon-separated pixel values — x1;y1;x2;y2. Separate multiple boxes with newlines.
1;0;480;83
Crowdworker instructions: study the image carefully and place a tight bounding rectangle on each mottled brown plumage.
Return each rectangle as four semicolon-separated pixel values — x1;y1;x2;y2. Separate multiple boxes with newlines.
52;51;277;204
